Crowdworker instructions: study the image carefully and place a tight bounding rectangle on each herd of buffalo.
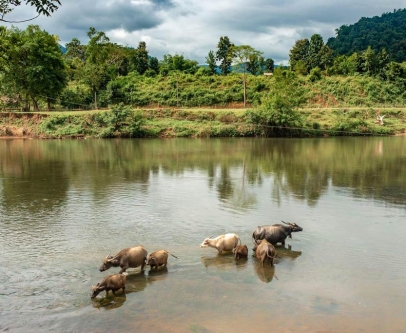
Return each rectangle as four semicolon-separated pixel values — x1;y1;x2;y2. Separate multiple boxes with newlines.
90;221;303;298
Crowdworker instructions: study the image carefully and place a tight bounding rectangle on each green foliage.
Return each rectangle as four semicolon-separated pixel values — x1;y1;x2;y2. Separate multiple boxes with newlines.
205;50;217;75
309;67;322;82
0;25;67;111
289;34;333;74
131;41;149;75
264;58;274;73
160;54;199;75
216;36;234;75
245;70;306;136
289;38;310;73
0;0;60;22
327;9;406;62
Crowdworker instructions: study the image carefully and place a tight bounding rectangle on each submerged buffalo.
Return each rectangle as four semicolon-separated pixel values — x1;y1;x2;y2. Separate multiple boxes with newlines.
252;221;303;248
91;273;126;298
255;239;277;266
233;245;248;260
146;250;178;270
99;246;148;274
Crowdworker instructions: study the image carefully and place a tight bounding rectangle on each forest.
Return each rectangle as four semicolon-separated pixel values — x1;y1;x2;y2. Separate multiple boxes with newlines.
1;8;406;137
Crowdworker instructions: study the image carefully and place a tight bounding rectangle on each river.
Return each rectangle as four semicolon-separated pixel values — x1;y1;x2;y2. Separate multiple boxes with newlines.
0;137;405;332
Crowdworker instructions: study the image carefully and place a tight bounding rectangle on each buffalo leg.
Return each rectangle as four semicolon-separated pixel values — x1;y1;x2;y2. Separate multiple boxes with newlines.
141;258;146;271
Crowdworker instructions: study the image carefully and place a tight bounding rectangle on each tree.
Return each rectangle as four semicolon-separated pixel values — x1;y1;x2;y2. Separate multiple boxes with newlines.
149;56;159;74
205;50;217;75
0;25;67;110
361;46;377;75
247;54;264;75
264;58;274;72
231;45;263;107
83;27;110;109
0;0;60;23
65;38;86;61
308;34;324;69
159;54;199;75
216;36;234;75
132;41;149;75
289;38;310;73
319;45;334;75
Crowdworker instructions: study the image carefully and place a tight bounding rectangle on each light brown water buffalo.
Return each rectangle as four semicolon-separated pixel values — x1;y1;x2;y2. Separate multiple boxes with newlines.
146;250;178;270
233;244;248;260
200;233;241;254
99;246;147;274
91;273;126;298
255;239;278;266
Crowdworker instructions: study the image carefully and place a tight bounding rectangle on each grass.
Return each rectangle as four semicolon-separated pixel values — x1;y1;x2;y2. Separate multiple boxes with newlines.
1;106;405;138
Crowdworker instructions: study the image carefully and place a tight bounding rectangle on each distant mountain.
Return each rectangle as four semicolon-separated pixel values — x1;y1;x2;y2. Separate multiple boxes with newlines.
59;44;66;54
327;8;406;62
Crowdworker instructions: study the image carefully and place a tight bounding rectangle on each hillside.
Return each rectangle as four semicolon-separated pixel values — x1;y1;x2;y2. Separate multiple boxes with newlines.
327;8;406;61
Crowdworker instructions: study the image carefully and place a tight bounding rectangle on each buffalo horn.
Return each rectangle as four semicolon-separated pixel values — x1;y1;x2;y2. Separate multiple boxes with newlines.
107;254;118;262
281;220;292;226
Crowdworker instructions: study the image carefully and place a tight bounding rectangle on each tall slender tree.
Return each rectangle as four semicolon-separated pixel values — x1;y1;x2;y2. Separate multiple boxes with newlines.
132;41;149;75
216;36;234;75
205;50;217;75
83;27;110;110
231;45;263;107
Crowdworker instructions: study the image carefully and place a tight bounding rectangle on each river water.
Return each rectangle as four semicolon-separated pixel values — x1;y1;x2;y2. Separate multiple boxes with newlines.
0;137;405;332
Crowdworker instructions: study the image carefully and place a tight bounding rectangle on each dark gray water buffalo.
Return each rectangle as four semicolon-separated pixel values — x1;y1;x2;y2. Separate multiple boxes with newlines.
99;246;147;273
146;250;178;270
255;239;277;266
91;273;126;298
252;221;303;248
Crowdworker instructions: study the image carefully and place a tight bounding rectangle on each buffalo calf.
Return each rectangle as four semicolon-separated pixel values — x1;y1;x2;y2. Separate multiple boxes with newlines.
91;273;126;298
146;250;178;270
233;245;248;260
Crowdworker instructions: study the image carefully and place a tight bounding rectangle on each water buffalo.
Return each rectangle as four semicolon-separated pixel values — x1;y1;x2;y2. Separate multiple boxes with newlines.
252;221;303;248
233;244;248;260
99;246;147;274
200;233;241;254
91;273;126;298
146;250;178;270
255;239;277;266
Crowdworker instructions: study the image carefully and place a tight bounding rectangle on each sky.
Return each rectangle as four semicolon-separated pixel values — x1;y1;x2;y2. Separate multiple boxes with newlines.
3;0;406;64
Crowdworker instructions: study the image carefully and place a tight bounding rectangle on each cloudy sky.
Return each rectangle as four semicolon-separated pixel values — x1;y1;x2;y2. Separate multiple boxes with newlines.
3;0;405;64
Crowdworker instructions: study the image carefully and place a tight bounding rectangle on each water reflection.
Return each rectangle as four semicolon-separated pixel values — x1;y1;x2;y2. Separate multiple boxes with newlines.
147;266;169;278
92;294;127;310
1;138;406;214
201;254;248;271
91;269;169;310
253;260;276;283
275;244;303;261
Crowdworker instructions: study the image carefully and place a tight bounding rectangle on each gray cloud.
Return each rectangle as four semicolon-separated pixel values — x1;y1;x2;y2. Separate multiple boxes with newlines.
2;0;405;63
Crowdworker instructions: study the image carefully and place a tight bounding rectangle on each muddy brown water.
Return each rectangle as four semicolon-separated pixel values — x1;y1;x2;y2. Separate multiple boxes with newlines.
1;137;405;332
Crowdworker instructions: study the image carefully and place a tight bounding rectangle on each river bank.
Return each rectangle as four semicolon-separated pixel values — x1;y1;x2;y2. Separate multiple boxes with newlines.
1;106;405;138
